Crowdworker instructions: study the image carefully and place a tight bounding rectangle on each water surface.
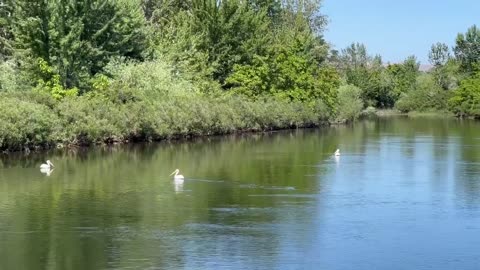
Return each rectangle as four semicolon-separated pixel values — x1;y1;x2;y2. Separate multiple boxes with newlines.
1;117;479;270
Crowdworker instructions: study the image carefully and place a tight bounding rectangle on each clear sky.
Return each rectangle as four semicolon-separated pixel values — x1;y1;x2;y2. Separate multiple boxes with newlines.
322;0;480;64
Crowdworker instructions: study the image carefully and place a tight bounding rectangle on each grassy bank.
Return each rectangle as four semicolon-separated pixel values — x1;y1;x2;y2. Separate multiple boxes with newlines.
0;89;335;153
356;105;454;121
362;108;453;118
372;109;405;117
0;57;365;153
406;110;454;118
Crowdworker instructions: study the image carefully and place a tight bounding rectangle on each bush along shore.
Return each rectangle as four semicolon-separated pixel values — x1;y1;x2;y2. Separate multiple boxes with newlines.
0;60;356;153
1;1;479;152
0;93;332;152
0;91;335;153
0;1;364;153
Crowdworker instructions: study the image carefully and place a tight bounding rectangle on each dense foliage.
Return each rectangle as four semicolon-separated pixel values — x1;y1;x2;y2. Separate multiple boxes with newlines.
0;0;479;151
0;0;345;151
335;84;363;122
448;72;480;117
395;74;450;113
332;43;420;108
0;59;333;151
332;25;480;117
399;25;480;116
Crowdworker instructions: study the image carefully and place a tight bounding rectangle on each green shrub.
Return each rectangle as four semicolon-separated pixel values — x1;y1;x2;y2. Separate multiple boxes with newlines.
395;74;449;113
335;84;364;122
34;59;79;100
0;57;335;152
0;97;59;151
448;72;480;117
54;96;124;145
0;61;23;92
101;60;198;103
363;106;377;116
0;90;332;151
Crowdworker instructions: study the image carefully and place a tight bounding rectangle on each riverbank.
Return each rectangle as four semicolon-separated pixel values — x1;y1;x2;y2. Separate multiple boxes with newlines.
363;108;454;118
406;110;454;118
0;91;335;153
1;87;459;154
0;94;457;154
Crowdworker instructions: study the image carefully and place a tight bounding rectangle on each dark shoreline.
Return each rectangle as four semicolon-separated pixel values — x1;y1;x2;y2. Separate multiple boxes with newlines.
1;122;331;156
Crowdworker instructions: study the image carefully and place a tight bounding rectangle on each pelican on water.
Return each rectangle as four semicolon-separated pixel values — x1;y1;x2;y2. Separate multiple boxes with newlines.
40;160;54;169
170;169;184;181
334;149;340;156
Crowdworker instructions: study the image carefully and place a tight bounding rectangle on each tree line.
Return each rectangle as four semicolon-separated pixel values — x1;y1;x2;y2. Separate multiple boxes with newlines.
0;0;479;151
329;25;480;116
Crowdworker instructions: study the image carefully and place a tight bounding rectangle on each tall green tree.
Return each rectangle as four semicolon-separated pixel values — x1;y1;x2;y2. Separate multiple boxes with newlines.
224;0;336;106
149;0;271;84
0;0;14;60
428;42;459;90
247;0;282;20
429;42;450;67
226;43;340;108
148;0;329;86
338;43;421;108
280;0;327;35
13;0;51;61
190;0;271;83
13;0;147;90
338;43;392;107
141;0;188;22
340;43;370;90
361;55;398;108
386;55;419;97
454;25;480;73
449;71;480;117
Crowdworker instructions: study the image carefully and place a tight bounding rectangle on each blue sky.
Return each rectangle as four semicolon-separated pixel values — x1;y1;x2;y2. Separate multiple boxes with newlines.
322;0;480;64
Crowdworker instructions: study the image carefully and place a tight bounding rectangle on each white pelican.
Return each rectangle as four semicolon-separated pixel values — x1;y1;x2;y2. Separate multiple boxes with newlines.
40;160;54;169
170;169;184;181
334;149;340;156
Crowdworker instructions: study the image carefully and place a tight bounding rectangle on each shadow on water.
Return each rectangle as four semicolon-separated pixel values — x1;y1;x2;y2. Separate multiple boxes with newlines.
0;117;479;269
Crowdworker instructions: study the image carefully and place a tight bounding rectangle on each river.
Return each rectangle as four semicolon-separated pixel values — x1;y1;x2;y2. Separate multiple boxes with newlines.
0;117;479;270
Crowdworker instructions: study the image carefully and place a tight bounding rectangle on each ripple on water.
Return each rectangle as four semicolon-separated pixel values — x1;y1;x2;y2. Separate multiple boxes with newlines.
183;223;270;236
186;178;225;183
239;184;296;191
0;230;47;234
209;207;274;213
247;193;316;198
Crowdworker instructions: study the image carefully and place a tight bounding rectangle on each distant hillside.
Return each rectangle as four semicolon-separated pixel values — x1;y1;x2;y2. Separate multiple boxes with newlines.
419;64;433;72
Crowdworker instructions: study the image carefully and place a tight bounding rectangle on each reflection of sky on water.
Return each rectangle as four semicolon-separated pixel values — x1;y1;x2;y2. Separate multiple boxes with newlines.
304;126;479;270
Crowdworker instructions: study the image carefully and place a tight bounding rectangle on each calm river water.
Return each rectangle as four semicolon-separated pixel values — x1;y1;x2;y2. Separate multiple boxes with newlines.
0;117;479;270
